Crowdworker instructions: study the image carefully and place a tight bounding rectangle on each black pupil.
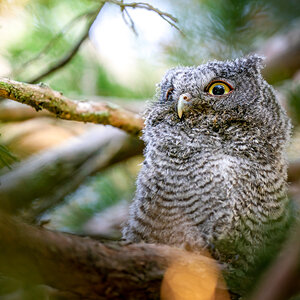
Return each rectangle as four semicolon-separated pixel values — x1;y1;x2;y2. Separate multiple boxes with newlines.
212;85;225;95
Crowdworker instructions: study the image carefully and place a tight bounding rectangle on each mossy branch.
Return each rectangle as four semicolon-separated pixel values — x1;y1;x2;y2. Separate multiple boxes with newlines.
0;78;144;135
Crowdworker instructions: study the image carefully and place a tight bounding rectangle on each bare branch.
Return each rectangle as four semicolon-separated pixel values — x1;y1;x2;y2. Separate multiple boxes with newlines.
0;78;144;135
12;0;181;84
121;8;138;36
108;0;182;33
24;130;143;222
11;9;98;78
28;3;105;84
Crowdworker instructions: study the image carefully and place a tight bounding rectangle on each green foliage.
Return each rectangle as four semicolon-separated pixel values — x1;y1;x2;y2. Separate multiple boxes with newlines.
7;0;96;94
0;135;18;169
5;0;151;99
167;0;300;64
8;1;95;70
48;159;138;233
288;83;300;125
95;65;154;99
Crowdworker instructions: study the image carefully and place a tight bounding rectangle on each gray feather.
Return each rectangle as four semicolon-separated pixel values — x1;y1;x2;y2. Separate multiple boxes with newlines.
123;55;292;296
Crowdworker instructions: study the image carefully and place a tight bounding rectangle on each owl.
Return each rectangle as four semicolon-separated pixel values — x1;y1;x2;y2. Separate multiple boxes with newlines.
123;55;292;296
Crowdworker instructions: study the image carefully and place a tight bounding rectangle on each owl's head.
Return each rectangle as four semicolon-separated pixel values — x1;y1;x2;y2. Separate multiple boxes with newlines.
144;55;290;158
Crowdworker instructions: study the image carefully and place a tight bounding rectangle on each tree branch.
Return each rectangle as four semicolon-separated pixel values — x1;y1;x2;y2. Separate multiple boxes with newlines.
0;98;146;122
0;127;144;216
108;0;182;33
0;78;144;135
0;100;51;121
121;8;138;36
0;212;229;300
28;4;104;84
7;0;181;86
249;223;300;300
11;9;99;79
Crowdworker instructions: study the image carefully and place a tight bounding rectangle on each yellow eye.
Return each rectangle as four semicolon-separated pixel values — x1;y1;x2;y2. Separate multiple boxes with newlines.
207;81;233;96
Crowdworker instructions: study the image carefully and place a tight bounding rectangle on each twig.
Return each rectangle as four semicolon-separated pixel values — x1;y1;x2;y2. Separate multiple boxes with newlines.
28;3;105;84
0;78;144;135
11;10;98;78
108;0;182;33
28;32;88;83
121;8;138;36
12;0;181;84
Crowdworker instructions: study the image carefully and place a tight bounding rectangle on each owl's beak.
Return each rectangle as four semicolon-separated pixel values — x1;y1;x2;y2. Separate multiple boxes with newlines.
177;93;192;119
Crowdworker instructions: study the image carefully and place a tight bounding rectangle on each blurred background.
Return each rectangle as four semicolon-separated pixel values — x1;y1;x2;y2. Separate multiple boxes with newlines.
0;0;299;297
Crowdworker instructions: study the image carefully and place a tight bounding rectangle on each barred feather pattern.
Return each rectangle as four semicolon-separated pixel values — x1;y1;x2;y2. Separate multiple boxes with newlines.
123;56;292;295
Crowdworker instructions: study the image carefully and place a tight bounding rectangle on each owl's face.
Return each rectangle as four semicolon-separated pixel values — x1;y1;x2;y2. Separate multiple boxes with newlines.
148;55;266;127
144;55;290;158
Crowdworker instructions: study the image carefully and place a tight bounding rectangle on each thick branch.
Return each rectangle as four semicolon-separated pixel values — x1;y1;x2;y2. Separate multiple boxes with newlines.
0;78;144;135
0;100;51;121
0;212;229;300
0;98;145;122
0;127;144;216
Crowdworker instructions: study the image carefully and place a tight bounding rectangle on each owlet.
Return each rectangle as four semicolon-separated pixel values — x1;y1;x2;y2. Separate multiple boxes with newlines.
123;55;292;296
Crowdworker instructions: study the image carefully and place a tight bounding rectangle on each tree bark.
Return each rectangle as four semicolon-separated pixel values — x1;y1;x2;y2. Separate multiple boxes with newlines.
0;212;229;300
0;78;144;135
0;98;145;122
0;100;51;121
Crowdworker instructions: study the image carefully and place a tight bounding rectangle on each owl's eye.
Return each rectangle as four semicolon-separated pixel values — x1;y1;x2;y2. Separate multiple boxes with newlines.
206;81;233;96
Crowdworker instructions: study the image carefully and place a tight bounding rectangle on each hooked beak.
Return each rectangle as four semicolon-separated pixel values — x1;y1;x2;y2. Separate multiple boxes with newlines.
177;93;192;119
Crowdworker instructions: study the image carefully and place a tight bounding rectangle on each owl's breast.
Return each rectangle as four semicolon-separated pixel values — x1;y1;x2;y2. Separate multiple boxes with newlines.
141;148;243;239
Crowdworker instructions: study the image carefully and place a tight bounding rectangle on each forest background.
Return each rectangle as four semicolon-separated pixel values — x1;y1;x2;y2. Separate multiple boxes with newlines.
0;0;299;299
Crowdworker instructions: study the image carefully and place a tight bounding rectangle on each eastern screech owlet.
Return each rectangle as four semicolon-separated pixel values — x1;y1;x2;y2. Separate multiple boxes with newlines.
123;55;292;296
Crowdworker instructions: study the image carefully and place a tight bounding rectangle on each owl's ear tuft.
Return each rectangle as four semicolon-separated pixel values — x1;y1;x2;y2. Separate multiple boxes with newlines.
157;81;174;102
157;68;178;102
241;54;265;73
